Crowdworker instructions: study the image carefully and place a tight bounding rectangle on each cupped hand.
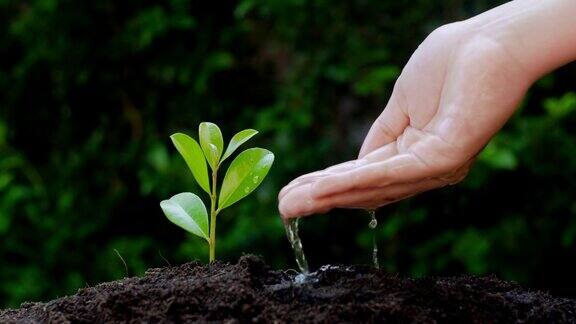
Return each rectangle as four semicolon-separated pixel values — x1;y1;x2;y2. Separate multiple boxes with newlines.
278;21;536;219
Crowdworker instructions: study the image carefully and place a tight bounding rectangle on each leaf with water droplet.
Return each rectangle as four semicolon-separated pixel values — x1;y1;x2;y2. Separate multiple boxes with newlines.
221;129;259;162
160;192;209;241
199;122;223;170
218;148;274;210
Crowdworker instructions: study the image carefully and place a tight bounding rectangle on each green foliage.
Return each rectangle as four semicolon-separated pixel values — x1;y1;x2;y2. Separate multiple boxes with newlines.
161;122;274;261
219;148;274;210
478;139;517;170
199;122;224;170
1;0;576;308
222;129;259;162
544;92;576;119
170;133;211;193
161;193;209;241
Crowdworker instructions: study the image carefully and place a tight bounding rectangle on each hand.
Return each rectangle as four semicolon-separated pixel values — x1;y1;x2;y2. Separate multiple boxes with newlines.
278;20;535;218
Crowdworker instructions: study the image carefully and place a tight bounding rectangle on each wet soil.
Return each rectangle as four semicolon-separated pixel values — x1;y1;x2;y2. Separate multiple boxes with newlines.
1;255;575;323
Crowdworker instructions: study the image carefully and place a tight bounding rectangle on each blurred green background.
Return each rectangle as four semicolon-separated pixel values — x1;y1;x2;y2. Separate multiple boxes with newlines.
1;0;576;308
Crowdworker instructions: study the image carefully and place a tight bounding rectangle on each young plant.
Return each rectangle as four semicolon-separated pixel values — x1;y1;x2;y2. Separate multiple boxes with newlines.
160;122;274;262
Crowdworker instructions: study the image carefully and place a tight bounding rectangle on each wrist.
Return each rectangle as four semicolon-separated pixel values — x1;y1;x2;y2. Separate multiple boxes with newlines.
463;0;576;81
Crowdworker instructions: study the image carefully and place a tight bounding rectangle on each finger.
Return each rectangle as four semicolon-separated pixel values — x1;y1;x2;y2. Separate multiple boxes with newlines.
279;182;317;218
358;86;409;158
362;141;398;163
311;152;430;199
279;171;332;202
279;142;399;202
289;142;398;191
279;176;446;218
278;160;363;201
292;160;360;184
318;177;446;211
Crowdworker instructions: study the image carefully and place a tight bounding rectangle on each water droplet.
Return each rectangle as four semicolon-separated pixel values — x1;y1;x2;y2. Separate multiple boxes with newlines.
368;210;379;269
369;218;377;229
252;175;259;183
244;187;250;193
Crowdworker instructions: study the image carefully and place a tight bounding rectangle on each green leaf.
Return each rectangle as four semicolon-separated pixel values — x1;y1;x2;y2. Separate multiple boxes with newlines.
160;192;209;241
221;129;259;162
543;92;576;119
199;122;224;170
170;133;210;194
353;65;400;96
219;148;274;210
479;140;517;170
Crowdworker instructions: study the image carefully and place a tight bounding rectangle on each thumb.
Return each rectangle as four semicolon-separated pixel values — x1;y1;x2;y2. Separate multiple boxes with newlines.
358;87;409;158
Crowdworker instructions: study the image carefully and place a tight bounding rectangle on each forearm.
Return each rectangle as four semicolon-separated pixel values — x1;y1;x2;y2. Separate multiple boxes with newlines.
465;0;576;81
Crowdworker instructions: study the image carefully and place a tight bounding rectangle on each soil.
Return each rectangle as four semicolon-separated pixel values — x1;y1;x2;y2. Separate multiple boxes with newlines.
1;255;575;323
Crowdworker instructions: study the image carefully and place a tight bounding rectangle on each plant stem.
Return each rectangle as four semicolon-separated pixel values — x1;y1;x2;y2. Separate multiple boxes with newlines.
209;167;218;262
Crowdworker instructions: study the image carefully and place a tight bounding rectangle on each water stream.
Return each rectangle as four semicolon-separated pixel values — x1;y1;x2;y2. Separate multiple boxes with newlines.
368;210;380;269
284;211;379;285
284;218;310;280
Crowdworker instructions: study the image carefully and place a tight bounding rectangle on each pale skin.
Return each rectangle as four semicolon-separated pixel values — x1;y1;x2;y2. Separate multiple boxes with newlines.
279;0;576;219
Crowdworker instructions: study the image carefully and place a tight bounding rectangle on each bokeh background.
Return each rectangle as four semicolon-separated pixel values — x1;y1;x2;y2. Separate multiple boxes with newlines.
1;0;576;308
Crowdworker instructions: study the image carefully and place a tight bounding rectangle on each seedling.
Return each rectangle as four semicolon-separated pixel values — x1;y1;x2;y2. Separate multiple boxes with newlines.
160;122;274;262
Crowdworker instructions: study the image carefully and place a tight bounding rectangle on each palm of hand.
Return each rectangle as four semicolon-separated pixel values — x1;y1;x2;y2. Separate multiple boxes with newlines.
279;24;532;218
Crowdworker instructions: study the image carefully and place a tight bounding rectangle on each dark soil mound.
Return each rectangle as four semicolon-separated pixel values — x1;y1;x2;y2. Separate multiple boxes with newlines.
1;255;575;323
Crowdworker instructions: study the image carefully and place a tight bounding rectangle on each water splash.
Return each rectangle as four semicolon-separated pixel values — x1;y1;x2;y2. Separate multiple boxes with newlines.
368;210;379;269
284;218;309;276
